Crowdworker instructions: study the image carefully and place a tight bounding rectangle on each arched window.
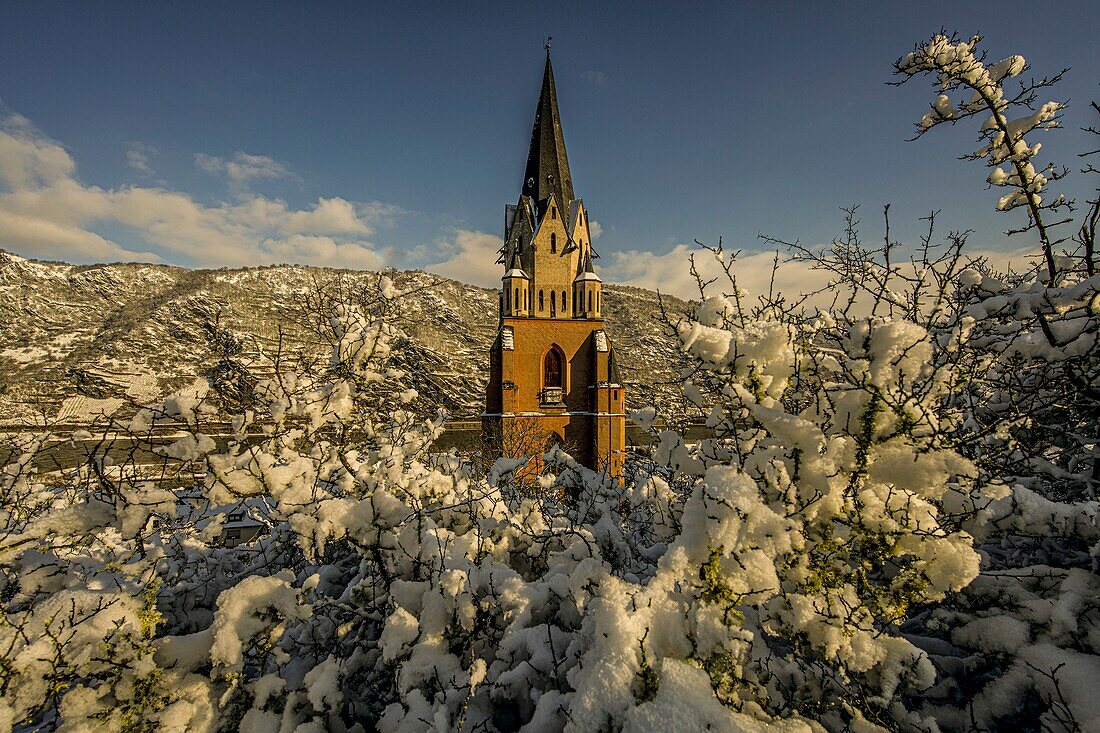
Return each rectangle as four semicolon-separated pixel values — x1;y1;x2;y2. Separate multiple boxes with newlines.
550;290;556;316
524;289;528;309
514;288;519;310
544;348;563;388
597;291;600;312
539;290;544;311
588;291;592;312
504;288;510;311
551;206;557;220
561;291;567;313
550;233;557;253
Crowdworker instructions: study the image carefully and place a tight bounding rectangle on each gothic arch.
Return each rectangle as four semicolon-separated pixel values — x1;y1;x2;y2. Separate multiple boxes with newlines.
541;343;566;390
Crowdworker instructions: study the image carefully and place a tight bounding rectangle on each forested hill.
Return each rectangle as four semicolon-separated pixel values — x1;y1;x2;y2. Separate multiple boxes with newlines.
0;250;690;423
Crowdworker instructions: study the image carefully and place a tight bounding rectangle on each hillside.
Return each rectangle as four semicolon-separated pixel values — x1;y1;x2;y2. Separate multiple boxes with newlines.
0;250;691;423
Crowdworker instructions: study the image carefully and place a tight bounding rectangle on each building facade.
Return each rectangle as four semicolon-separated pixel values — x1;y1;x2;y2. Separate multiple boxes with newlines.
484;48;626;480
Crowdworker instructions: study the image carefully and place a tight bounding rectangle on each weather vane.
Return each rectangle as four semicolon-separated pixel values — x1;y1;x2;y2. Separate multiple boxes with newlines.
545;35;552;54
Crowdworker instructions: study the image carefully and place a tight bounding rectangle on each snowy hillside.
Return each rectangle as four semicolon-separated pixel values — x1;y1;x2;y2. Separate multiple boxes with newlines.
0;250;691;422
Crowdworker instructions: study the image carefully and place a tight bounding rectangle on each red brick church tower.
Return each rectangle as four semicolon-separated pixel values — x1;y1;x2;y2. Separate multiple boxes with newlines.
484;46;626;480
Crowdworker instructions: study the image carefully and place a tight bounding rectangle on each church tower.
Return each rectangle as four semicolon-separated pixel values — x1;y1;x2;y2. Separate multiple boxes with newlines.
484;46;626;480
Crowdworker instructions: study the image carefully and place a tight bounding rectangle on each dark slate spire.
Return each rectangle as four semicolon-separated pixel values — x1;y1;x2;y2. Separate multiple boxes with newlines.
521;46;575;217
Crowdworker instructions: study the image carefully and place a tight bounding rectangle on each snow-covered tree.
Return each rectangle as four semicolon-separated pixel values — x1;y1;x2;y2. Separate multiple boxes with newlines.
893;32;1072;283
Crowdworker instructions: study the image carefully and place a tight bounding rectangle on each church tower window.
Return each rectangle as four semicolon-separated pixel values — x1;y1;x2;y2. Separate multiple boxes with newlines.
550;233;557;253
544;348;563;388
539;290;544;311
588;291;592;312
561;290;567;313
550;290;556;316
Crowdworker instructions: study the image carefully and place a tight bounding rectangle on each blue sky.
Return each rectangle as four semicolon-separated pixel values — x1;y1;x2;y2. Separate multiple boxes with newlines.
0;1;1097;294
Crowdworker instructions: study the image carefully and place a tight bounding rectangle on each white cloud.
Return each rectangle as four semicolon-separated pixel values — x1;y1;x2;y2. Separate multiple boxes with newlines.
597;244;832;303
972;246;1044;276
582;70;607;85
589;220;603;240
126;142;157;176
597;241;1040;308
422;232;829;300
0;207;160;262
423;230;503;288
0;112;391;268
195;151;291;197
0;113;74;190
259;235;381;270
195;151;287;183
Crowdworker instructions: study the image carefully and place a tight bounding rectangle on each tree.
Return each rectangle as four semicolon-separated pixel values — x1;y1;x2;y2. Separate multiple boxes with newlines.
892;32;1073;283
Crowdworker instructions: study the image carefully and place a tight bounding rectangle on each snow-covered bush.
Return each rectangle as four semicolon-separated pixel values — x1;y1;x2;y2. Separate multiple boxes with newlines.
644;293;988;729
885;33;1100;732
0;428;210;731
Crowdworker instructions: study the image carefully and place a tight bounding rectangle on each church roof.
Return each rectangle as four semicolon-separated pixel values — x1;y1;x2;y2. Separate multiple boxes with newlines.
500;196;535;264
567;199;584;232
521;48;575;220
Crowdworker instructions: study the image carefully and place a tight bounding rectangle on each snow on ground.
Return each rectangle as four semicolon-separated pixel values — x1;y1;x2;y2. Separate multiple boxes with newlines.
55;396;125;421
0;346;49;364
